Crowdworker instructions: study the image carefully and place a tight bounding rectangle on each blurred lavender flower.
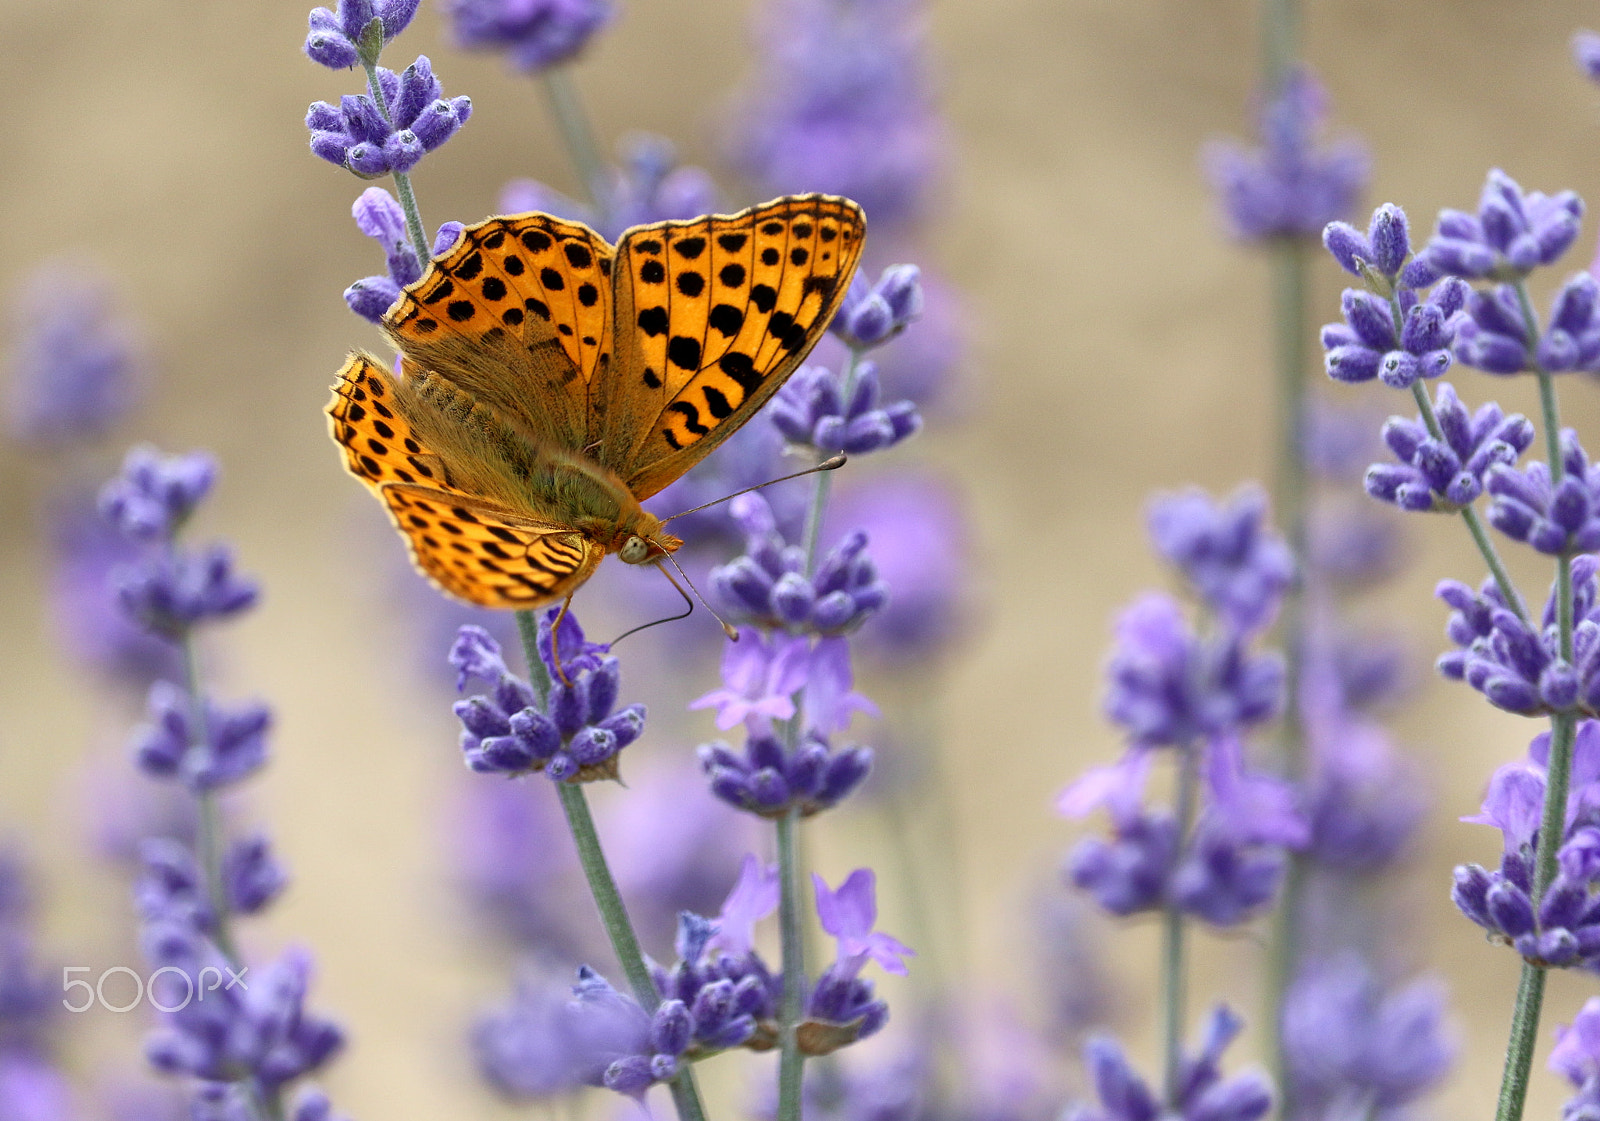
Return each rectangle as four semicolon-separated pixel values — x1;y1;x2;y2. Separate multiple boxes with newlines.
1280;957;1454;1121
131;681;271;792
1205;68;1368;242
1147;486;1293;635
0;851;62;1110
1452;721;1600;966
771;362;921;456
445;0;613;72
343;188;465;322
1305;502;1405;589
303;0;421;69
1412;169;1583;283
829;265;923;351
1320;277;1468;389
1067;1007;1271;1121
1301;707;1424;873
1303;399;1388;484
1576;31;1600;85
451;613;644;781
710;494;888;634
1485;428;1600;555
99;447;216;543
1103;594;1283;748
473;972;587;1099
307;56;472;178
5;260;143;445
1452;274;1600;375
1551;997;1600;1121
729;0;943;228
1365;382;1533;513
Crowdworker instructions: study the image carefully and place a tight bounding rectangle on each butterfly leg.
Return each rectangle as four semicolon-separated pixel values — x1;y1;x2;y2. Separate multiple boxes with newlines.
549;595;575;688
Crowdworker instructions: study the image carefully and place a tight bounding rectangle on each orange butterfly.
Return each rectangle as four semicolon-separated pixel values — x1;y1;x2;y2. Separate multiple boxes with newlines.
327;194;865;610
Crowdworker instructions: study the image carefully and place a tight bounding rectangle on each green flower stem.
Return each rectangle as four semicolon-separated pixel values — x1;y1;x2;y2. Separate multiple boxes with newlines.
775;806;807;1121
541;68;612;214
1493;963;1548;1121
359;58;430;259
513;611;709;1121
1162;741;1202;1109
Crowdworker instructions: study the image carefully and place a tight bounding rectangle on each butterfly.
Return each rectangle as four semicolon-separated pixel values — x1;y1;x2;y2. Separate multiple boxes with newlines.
327;194;866;611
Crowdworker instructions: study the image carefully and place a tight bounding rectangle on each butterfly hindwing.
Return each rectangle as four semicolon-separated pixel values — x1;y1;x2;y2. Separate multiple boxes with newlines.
602;194;866;499
386;214;615;450
328;354;601;609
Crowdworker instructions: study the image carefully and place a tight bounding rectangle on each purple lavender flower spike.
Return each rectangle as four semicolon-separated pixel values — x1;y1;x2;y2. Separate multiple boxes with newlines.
1280;957;1454;1119
131;681;272;791
6;259;144;445
99;447;217;543
1323;203;1411;280
445;0;613;71
1205;67;1368;242
1486;429;1600;555
1069;1007;1271;1121
829;265;924;350
1415;169;1585;282
450;613;643;781
1060;748;1180;916
114;544;260;639
472;973;588;1098
769;362;922;456
1320;276;1468;388
1453;273;1600;375
1146;485;1294;634
700;726;872;818
307;56;471;179
222;835;289;915
1103;595;1284;748
1365;382;1533;513
304;0;421;69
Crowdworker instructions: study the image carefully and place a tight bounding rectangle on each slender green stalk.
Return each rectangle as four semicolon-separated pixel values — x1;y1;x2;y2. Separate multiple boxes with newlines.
1494;963;1549;1121
1260;0;1299;91
513;612;708;1121
360;58;430;258
775;807;807;1121
541;68;612;214
1161;742;1202;1108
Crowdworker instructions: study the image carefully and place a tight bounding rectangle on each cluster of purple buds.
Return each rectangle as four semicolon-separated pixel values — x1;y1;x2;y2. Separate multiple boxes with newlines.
1104;595;1284;748
699;728;871;817
1451;274;1600;376
1550;995;1600;1121
1301;705;1425;872
1410;169;1583;284
1453;722;1600;968
140;927;342;1092
303;0;420;68
1205;67;1368;242
769;361;921;456
344;188;464;322
445;0;613;72
1066;1006;1272;1121
1437;557;1600;717
97;449;258;639
829;265;924;350
1321;278;1468;390
450;613;644;782
136;836;286;932
132;681;271;792
0;853;62;1065
1324;204;1420;286
1146;486;1293;635
1366;382;1534;513
710;495;888;635
1486;429;1600;555
307;56;471;178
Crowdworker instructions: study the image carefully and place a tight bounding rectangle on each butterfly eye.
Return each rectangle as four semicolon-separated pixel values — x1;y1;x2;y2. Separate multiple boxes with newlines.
619;535;651;564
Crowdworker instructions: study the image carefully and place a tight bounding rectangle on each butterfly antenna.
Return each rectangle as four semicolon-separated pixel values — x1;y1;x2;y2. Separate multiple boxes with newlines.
658;454;847;526
609;566;697;646
548;596;574;688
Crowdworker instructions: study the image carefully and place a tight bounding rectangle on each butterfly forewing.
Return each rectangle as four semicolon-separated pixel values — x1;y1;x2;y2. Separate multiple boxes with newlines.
603;194;866;499
328;355;602;609
385;214;615;450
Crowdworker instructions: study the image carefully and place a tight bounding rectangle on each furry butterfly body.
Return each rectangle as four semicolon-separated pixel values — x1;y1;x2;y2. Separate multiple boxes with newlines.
328;194;866;608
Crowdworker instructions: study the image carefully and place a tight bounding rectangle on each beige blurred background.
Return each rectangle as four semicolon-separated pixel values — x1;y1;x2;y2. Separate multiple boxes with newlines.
5;0;1600;1117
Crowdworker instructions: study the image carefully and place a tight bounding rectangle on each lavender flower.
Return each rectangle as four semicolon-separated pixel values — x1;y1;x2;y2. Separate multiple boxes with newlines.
343;188;464;322
1551;997;1600;1121
829;265;924;350
1067;1007;1272;1121
5;260;143;445
1205;68;1368;242
0;850;63;1100
1103;595;1283;748
1302;710;1425;872
473;972;587;1098
690;631;810;734
1365;382;1533;513
802;869;909;1053
307;56;471;178
1323;204;1412;282
1485;428;1600;555
1576;31;1600;84
131;681;271;792
1320;277;1468;389
451;612;644;781
99;447;216;543
1146;486;1293;634
444;0;613;72
1413;169;1584;283
1280;957;1454;1121
1452;273;1600;375
1453;722;1600;966
303;0;421;69
699;728;872;818
769;362;921;456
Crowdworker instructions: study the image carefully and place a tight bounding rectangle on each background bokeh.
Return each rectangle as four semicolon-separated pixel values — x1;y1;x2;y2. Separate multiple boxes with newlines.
4;0;1600;1117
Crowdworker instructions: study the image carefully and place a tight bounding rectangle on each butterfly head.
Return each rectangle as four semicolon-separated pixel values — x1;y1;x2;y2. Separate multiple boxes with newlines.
615;519;683;566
